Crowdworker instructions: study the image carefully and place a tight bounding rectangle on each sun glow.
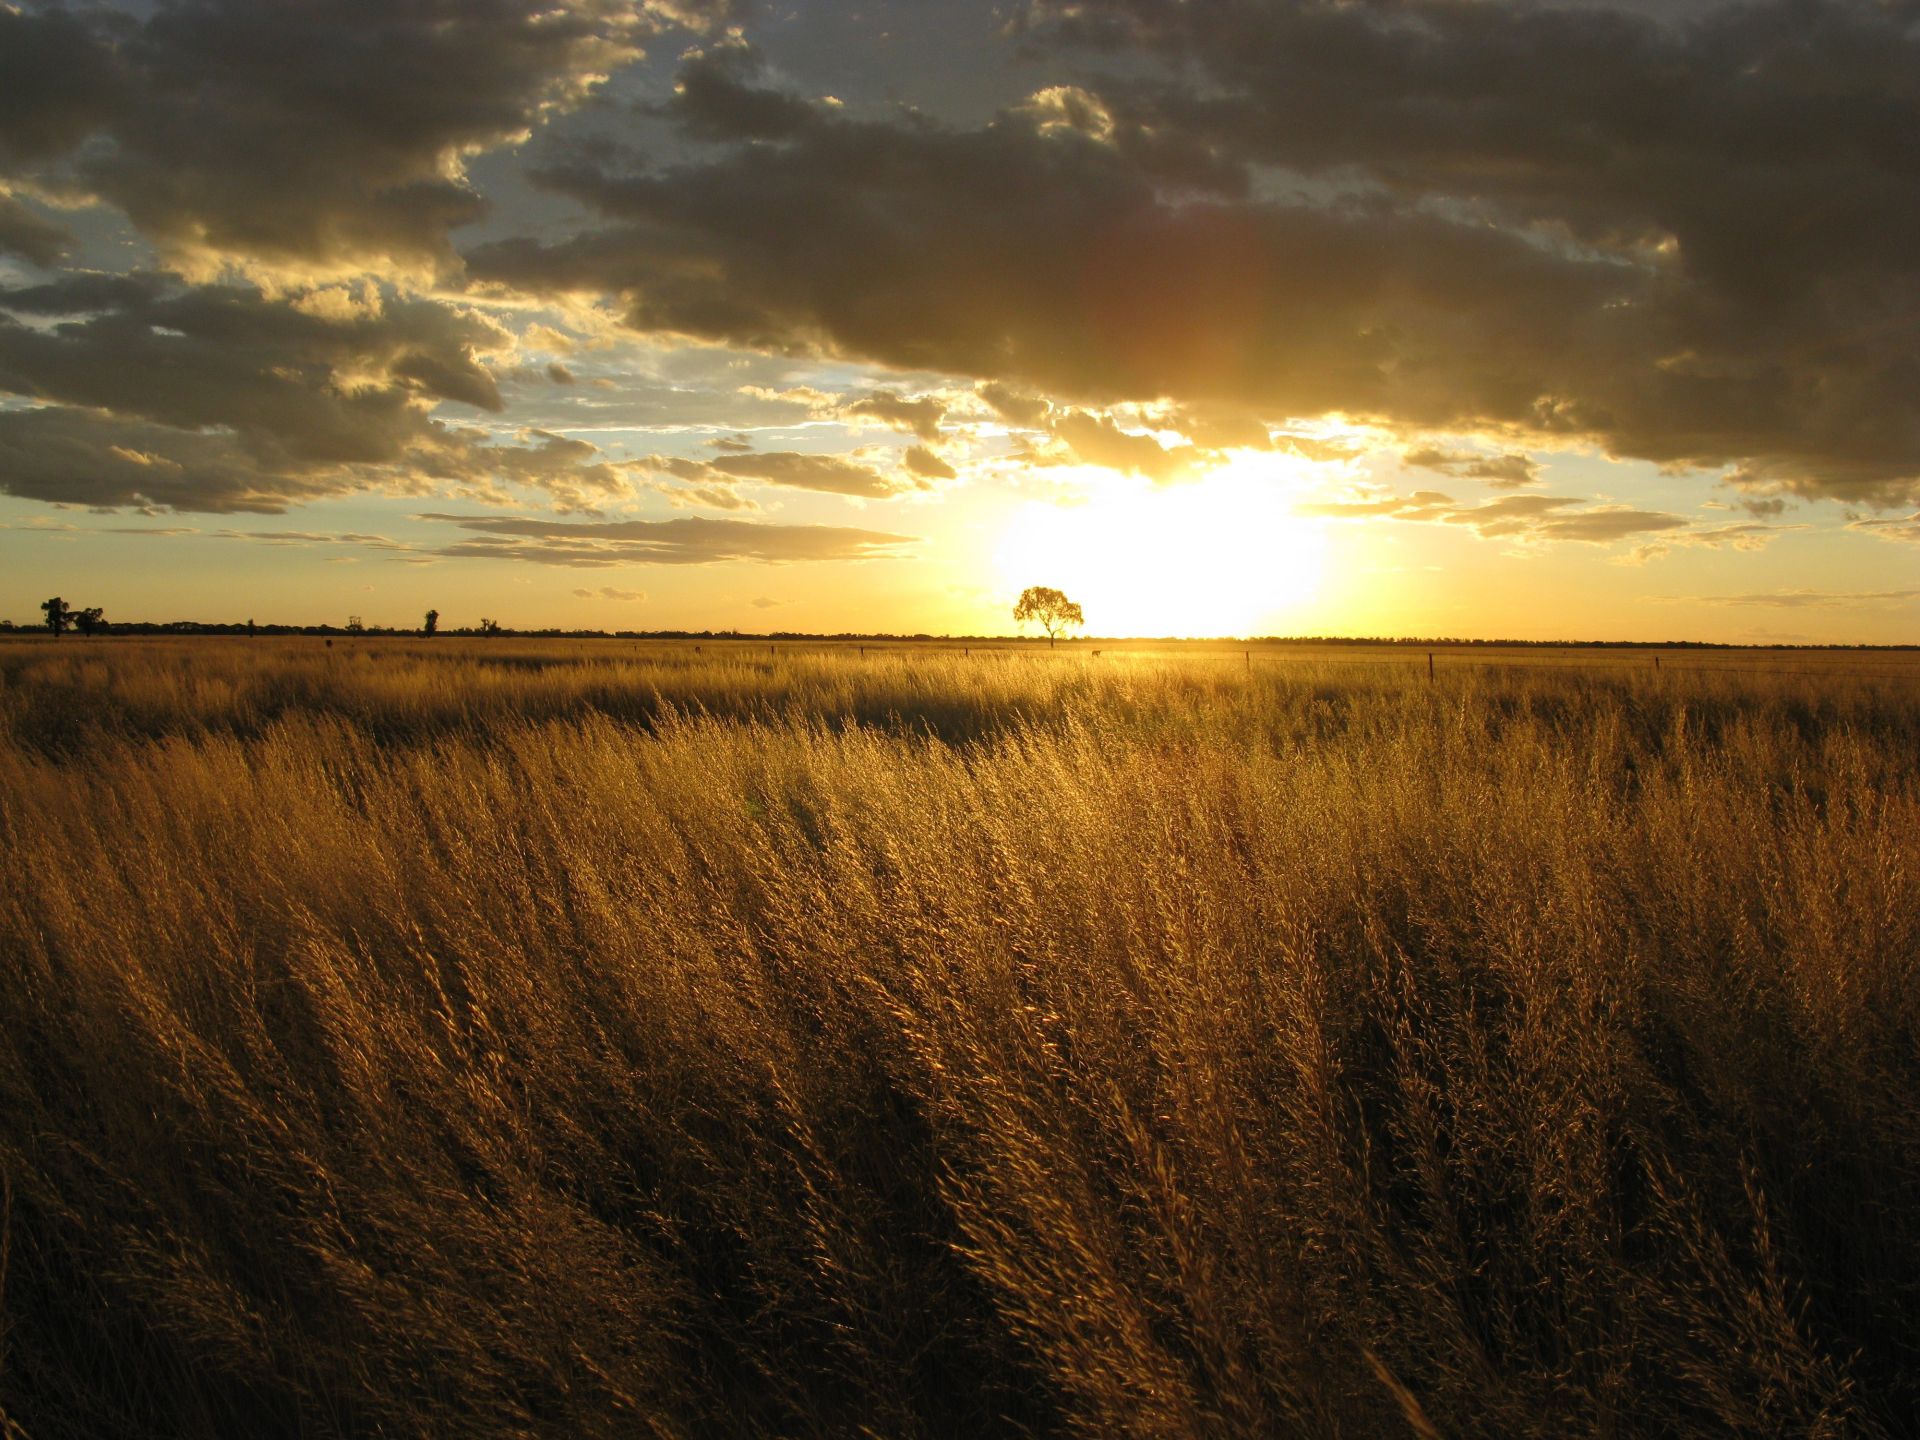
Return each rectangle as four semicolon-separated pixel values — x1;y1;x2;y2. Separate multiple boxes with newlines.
994;452;1331;637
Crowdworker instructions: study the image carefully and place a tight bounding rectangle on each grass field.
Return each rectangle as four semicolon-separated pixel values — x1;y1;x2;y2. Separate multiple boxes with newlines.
3;636;1919;1437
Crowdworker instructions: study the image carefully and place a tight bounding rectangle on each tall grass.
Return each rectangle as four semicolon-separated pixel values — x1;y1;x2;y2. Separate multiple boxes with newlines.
2;640;1918;1437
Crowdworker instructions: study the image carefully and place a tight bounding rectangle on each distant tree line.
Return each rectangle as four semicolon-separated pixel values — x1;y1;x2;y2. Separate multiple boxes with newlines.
1;606;1913;651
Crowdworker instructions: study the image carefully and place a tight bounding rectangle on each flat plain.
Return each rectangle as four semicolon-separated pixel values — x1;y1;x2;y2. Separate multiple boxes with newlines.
3;636;1918;1438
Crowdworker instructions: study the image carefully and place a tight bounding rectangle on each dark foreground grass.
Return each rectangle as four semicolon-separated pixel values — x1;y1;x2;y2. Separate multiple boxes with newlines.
3;639;1918;1437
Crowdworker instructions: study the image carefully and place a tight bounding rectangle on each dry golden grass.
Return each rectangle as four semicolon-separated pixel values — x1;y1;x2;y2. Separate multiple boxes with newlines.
2;637;1918;1437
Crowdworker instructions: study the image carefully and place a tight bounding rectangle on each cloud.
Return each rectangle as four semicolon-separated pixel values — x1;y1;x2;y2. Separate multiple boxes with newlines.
0;7;118;164
1049;408;1200;483
845;389;946;441
0;274;507;454
1276;433;1364;464
1301;489;1699;548
1403;445;1541;489
413;512;916;566
421;428;635;513
464;8;1920;505
212;529;413;549
903;445;957;481
653;481;761;512
979;382;1052;428
1296;489;1462;521
642;448;913;499
573;585;647;601
1666;589;1920;609
0;191;70;266
706;450;908;497
1847;512;1920;545
0;0;737;276
738;382;951;443
0;275;644;512
1617;519;1811;565
657;39;818;143
1157;407;1272;451
0;407;355;514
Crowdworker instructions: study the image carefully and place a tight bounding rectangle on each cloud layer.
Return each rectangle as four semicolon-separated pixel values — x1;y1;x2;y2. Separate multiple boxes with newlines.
0;0;1915;627
465;9;1920;504
0;0;732;275
416;512;916;566
1299;488;1804;557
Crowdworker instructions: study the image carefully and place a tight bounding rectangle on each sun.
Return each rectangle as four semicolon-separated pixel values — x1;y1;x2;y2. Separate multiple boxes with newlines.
993;451;1330;638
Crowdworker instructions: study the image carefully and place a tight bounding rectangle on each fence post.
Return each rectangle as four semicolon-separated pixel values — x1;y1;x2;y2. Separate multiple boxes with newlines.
1428;652;1435;681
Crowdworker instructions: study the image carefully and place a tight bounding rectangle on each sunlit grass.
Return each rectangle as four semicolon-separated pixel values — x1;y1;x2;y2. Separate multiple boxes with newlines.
2;637;1918;1437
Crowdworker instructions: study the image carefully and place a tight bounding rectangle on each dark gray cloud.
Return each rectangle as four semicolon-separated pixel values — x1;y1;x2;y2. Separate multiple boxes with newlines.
0;401;636;514
463;4;1920;505
0;6;118;165
0;192;70;266
0;0;729;273
0;274;638;511
0;406;357;513
658;38;818;142
1025;0;1920;298
414;511;916;566
0;276;507;462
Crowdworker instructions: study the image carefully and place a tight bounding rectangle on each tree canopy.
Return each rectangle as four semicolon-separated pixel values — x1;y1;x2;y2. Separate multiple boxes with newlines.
1013;586;1084;647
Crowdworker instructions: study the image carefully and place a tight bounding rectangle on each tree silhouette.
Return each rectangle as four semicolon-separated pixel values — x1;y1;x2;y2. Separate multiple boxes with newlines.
1013;586;1084;648
40;597;71;638
424;608;439;637
479;617;502;638
74;607;105;637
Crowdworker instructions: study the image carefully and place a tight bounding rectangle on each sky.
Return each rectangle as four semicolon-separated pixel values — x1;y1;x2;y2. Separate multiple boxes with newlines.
1;0;1917;641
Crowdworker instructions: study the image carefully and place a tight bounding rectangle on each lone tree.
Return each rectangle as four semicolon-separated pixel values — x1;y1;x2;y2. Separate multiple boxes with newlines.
479;617;502;638
40;597;71;638
74;606;105;637
1014;585;1084;648
423;608;439;637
